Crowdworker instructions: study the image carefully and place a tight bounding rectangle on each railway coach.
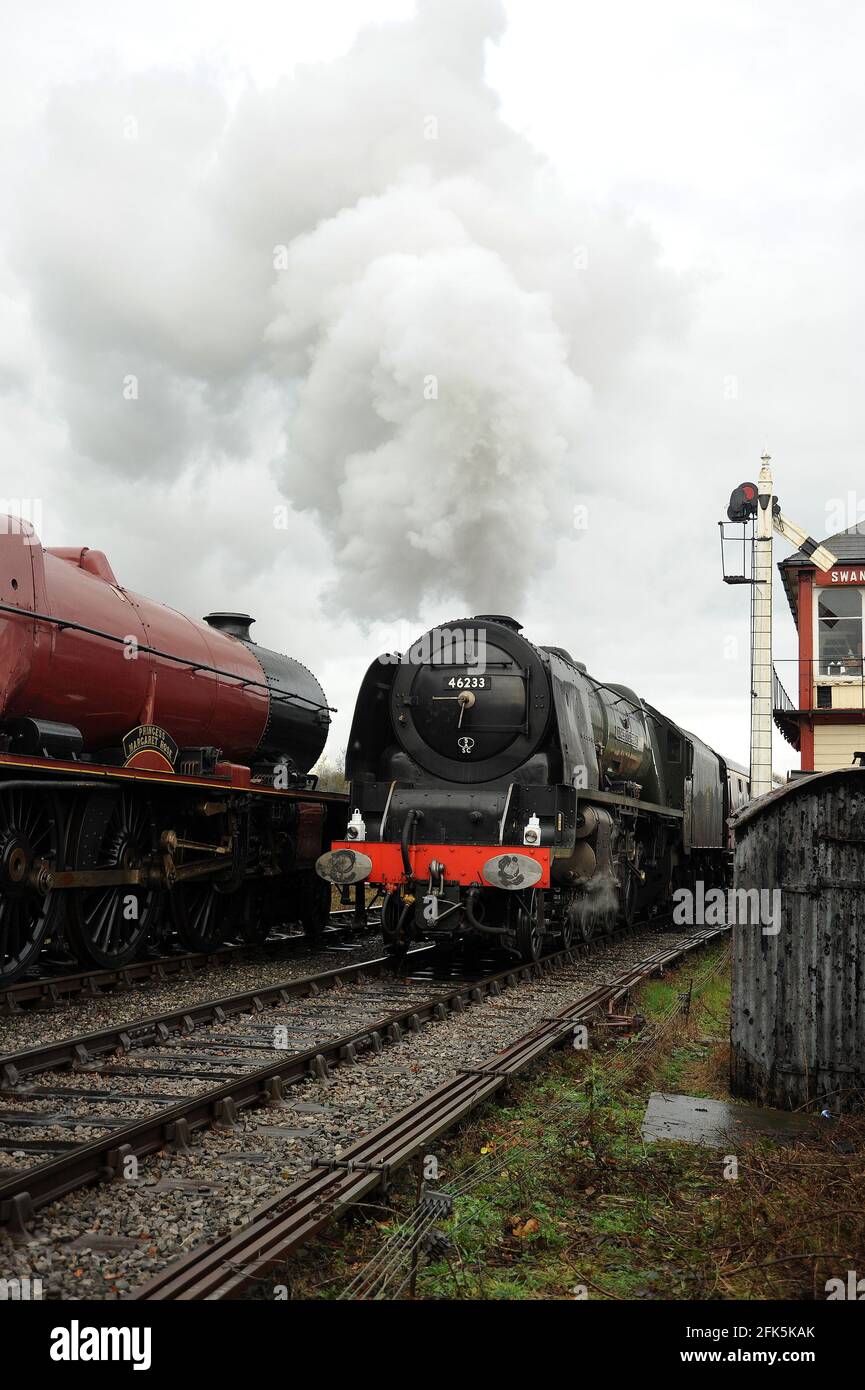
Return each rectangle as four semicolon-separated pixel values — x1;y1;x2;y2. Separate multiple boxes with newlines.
317;615;749;959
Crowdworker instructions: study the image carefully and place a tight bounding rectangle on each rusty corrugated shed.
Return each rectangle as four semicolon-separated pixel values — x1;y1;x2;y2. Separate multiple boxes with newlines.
731;767;865;1110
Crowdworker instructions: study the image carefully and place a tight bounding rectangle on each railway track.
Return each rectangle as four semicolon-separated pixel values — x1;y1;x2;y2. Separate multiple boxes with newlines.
0;935;575;1228
0;920;727;1298
0;906;379;1013
132;924;728;1301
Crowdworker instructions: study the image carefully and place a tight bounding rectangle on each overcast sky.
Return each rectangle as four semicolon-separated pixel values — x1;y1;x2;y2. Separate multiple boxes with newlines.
3;0;864;772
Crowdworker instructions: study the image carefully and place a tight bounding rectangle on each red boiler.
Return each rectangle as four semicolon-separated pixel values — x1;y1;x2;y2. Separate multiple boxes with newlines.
0;517;330;774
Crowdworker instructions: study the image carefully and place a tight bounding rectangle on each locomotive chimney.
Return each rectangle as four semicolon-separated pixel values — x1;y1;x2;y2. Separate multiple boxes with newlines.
203;612;255;642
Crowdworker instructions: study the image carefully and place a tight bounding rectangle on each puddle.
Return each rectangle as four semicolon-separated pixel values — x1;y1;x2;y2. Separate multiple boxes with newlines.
641;1091;818;1147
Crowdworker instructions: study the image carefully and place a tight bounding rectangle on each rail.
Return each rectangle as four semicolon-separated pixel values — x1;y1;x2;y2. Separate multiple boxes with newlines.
0;906;379;1011
0;938;581;1228
131;925;729;1300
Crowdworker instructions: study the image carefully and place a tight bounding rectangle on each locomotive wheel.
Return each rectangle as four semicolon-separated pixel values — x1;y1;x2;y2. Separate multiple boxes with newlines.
0;789;62;984
599;901;619;935
381;890;407;949
619;856;640;929
381;890;400;945
559;909;575;950
620;874;638;929
576;903;597;942
240;879;275;945
66;790;159;969
298;872;332;938
509;889;544;963
570;892;615;942
170;878;243;953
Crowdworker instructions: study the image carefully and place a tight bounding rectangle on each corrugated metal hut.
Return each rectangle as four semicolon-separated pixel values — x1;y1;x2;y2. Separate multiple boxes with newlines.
730;767;865;1111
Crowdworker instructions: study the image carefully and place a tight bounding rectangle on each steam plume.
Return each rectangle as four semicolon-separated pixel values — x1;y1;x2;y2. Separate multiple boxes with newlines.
12;0;686;618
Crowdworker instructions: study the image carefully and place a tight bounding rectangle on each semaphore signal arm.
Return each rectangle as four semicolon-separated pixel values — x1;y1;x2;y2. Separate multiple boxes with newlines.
772;512;837;572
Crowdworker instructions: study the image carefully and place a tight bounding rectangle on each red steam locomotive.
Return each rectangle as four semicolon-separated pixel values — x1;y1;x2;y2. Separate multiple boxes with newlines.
0;516;345;982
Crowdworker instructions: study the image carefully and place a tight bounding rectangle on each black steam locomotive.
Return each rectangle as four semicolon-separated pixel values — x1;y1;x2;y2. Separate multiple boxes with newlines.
317;615;749;959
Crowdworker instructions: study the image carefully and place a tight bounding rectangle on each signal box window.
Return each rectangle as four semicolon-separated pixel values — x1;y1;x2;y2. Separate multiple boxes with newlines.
818;588;863;676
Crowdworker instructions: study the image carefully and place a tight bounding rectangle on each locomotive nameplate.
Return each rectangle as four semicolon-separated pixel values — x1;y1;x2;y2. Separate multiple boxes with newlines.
122;724;178;770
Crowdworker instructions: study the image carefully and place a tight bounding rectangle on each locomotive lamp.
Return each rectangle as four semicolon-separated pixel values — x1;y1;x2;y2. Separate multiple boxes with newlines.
720;454;836;798
523;813;542;845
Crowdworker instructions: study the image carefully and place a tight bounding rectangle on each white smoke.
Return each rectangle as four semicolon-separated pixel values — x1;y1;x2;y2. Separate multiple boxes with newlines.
268;190;591;614
10;0;688;620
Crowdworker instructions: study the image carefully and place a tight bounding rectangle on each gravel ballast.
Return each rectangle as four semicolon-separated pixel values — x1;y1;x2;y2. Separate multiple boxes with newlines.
0;927;695;1300
0;933;386;1056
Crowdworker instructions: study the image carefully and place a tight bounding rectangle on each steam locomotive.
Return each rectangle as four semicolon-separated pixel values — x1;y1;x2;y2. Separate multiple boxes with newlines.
317;615;749;960
0;516;345;983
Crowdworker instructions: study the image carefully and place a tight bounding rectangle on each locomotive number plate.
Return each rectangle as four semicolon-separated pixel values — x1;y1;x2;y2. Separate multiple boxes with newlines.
444;675;491;689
